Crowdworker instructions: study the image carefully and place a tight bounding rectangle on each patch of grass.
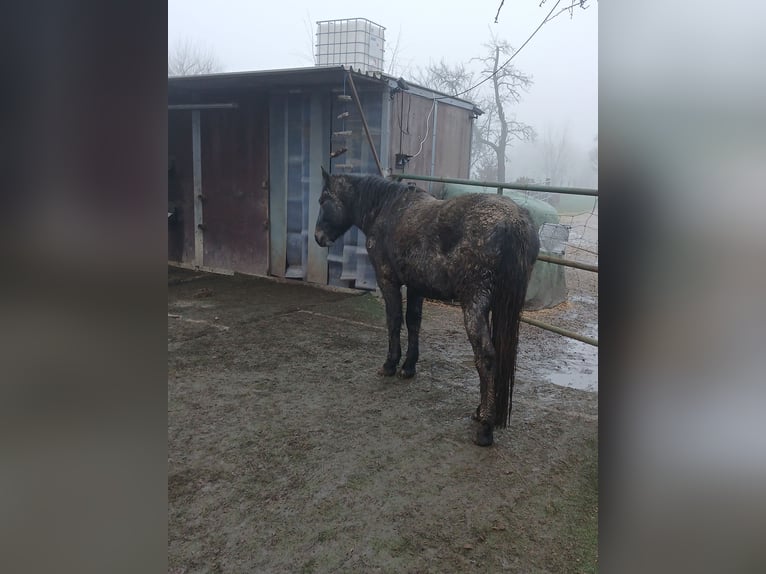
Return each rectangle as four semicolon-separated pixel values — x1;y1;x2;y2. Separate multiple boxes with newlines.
300;557;317;573
371;534;419;555
344;471;373;492
562;435;599;573
505;433;598;573
315;529;337;543
557;195;598;215
334;292;386;323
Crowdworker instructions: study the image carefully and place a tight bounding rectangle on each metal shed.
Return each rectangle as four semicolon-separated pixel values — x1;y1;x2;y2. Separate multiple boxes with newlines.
168;66;479;289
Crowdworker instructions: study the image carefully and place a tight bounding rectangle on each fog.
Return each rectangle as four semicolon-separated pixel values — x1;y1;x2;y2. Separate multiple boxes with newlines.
168;0;598;187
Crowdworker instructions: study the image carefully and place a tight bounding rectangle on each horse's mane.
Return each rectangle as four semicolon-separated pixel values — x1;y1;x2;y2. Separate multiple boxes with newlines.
342;175;417;219
349;174;411;198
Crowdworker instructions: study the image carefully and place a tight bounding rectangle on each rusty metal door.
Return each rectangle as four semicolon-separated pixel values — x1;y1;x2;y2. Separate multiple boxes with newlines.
200;97;270;275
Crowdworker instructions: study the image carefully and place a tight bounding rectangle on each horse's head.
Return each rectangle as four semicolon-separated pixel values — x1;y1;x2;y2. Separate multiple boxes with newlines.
314;167;355;247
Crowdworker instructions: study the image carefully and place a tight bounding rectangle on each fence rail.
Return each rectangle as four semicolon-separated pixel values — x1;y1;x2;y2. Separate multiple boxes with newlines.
390;172;599;347
520;316;598;347
536;253;598;273
392;173;599;197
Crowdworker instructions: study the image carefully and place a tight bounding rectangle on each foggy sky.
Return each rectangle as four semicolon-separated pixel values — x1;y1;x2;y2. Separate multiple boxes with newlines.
168;0;597;183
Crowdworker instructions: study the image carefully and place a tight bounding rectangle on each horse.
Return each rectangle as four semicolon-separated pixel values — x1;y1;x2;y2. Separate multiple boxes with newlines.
314;167;540;446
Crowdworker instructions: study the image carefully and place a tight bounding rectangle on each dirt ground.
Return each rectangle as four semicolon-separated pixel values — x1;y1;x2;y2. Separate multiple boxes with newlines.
168;266;598;573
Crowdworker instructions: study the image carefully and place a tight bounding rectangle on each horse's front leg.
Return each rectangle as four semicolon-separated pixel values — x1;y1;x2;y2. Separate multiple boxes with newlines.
377;280;403;377
398;288;423;379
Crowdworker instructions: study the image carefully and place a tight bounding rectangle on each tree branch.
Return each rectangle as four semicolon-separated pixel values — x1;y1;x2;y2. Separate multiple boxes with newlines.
544;0;590;24
168;37;222;76
494;0;505;23
479;138;500;153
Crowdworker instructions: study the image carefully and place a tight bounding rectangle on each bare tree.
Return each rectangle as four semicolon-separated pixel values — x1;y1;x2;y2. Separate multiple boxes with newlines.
168;38;222;77
414;38;535;182
301;12;318;66
472;37;536;182
412;60;475;98
411;60;491;178
386;26;405;76
589;134;598;171
542;126;574;186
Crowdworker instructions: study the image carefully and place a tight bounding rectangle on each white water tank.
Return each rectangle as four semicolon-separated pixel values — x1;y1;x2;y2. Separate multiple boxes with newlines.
315;18;385;72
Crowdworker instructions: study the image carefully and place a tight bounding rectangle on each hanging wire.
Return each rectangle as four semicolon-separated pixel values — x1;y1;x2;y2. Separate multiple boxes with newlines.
409;98;436;159
436;0;562;101
398;91;405;156
400;2;563;163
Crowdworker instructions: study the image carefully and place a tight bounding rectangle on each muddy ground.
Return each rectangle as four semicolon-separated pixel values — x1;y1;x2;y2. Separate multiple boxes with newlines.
168;266;598;573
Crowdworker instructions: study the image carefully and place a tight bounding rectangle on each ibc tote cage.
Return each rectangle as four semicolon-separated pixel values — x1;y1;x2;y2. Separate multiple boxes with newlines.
315;18;386;72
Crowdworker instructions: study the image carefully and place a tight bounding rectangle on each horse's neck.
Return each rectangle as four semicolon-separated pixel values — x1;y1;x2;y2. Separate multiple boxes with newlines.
350;182;400;235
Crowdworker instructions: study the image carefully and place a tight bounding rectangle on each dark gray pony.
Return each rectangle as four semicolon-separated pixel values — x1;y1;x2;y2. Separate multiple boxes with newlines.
314;168;539;446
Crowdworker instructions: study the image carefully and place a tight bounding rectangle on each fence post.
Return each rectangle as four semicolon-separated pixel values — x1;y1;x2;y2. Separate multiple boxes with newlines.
497;186;503;196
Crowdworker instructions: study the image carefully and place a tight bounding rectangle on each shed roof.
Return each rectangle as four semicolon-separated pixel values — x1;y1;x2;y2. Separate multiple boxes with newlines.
168;65;480;113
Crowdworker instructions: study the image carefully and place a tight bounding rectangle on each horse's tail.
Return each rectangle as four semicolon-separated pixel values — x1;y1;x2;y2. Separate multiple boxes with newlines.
492;218;539;428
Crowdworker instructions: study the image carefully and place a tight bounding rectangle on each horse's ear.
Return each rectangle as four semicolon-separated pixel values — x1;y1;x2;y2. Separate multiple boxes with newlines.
321;166;330;186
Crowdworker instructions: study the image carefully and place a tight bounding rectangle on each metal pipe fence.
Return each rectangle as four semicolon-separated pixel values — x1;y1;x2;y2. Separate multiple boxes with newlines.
390;172;598;347
536;253;598;273
392;173;599;197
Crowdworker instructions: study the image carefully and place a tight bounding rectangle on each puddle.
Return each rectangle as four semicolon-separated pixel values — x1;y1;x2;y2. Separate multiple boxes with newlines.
542;330;598;392
569;293;596;306
170;299;217;309
545;367;598;392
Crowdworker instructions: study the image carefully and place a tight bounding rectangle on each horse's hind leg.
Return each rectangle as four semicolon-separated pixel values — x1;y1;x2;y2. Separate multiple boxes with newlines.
378;279;403;377
462;297;496;446
398;288;423;379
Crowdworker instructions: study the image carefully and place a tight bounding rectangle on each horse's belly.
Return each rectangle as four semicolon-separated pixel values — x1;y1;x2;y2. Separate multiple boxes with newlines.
401;268;457;301
411;283;455;301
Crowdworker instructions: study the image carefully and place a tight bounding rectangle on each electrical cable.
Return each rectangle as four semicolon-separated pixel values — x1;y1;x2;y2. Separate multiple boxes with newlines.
403;2;562;160
409;98;436;159
437;0;561;101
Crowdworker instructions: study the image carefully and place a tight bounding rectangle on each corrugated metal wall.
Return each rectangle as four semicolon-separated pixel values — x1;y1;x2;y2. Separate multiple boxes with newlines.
327;85;382;290
432;102;472;179
269;85;384;290
269;90;331;284
284;93;311;279
388;91;472;192
171;76;474;292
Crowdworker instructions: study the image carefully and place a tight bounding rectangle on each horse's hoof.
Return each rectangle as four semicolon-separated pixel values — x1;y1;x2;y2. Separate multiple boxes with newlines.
473;422;494;447
397;366;416;379
377;364;397;377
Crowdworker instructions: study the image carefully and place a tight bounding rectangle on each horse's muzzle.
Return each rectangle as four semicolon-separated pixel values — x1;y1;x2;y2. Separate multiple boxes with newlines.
314;229;333;247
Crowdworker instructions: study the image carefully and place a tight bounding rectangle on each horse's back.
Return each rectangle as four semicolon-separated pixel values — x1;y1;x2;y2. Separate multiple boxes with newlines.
395;192;529;231
442;193;531;227
429;194;535;252
379;192;537;301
